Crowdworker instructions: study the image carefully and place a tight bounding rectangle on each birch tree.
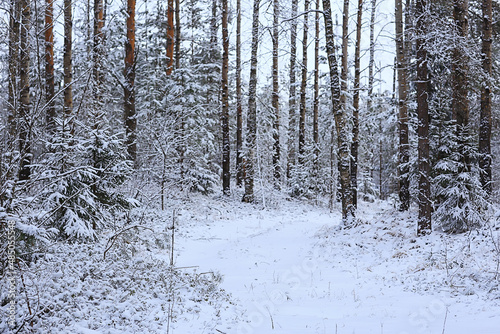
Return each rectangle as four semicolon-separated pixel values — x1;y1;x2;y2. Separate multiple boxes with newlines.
322;0;353;222
242;0;261;203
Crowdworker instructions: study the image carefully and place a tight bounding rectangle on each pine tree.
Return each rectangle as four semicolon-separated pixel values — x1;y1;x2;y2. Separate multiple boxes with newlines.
272;0;281;186
221;0;230;195
18;0;31;181
45;0;56;133
395;0;410;211
351;0;363;210
287;0;299;179
479;0;493;195
235;0;243;186
124;0;137;163
416;0;431;236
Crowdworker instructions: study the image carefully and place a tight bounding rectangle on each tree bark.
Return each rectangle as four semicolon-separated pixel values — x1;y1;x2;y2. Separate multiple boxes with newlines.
64;0;73;135
313;0;320;168
125;0;137;163
367;0;376;113
322;0;353;222
8;0;19;144
452;0;469;131
45;0;55;133
242;0;261;203
166;0;174;74
94;0;105;96
272;0;280;185
298;0;309;165
351;0;363;209
236;0;243;186
479;0;492;194
19;0;31;181
287;0;299;178
395;0;410;210
416;0;431;236
174;0;180;69
341;0;354;218
221;0;230;195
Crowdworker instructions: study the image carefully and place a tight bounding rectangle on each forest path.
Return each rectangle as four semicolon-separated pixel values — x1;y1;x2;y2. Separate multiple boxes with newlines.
173;198;499;334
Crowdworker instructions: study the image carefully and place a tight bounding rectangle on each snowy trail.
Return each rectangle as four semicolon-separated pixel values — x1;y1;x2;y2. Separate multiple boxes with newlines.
174;200;500;334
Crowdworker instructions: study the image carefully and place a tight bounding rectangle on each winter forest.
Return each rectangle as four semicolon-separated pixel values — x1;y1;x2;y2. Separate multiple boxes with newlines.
1;0;500;332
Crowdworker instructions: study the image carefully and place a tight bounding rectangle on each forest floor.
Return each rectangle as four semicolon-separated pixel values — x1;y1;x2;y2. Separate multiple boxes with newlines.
3;192;500;333
173;192;500;334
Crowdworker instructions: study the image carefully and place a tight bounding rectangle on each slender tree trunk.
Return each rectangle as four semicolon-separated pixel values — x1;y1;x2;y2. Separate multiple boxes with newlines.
221;0;230;195
242;0;261;203
340;0;354;218
174;0;180;69
367;0;376;113
45;0;55;133
94;0;105;96
8;0;19;143
287;0;299;178
18;0;31;181
236;0;243;186
313;0;320;169
209;0;217;60
351;0;363;209
166;0;174;74
452;0;470;168
340;0;349;111
322;0;352;222
125;0;137;163
479;0;492;194
64;0;73;135
395;0;410;210
298;0;309;165
272;0;280;185
416;0;431;236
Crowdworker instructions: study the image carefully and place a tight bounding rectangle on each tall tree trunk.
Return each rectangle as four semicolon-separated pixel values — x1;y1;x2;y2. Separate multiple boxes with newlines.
8;0;19;144
18;0;31;181
221;0;230;195
367;0;376;113
322;0;352;222
45;0;55;133
94;0;105;96
209;0;217;60
351;0;363;209
479;0;492;194
452;0;470;167
298;0;309;165
64;0;73;135
395;0;410;210
313;0;320;169
287;0;299;178
242;0;261;203
174;0;180;69
340;0;349;111
416;0;431;236
272;0;280;185
166;0;174;74
236;0;243;186
125;0;137;163
340;0;354;218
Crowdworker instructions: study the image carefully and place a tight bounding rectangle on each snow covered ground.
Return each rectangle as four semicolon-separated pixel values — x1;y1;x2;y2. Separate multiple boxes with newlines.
3;193;500;333
174;194;500;334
